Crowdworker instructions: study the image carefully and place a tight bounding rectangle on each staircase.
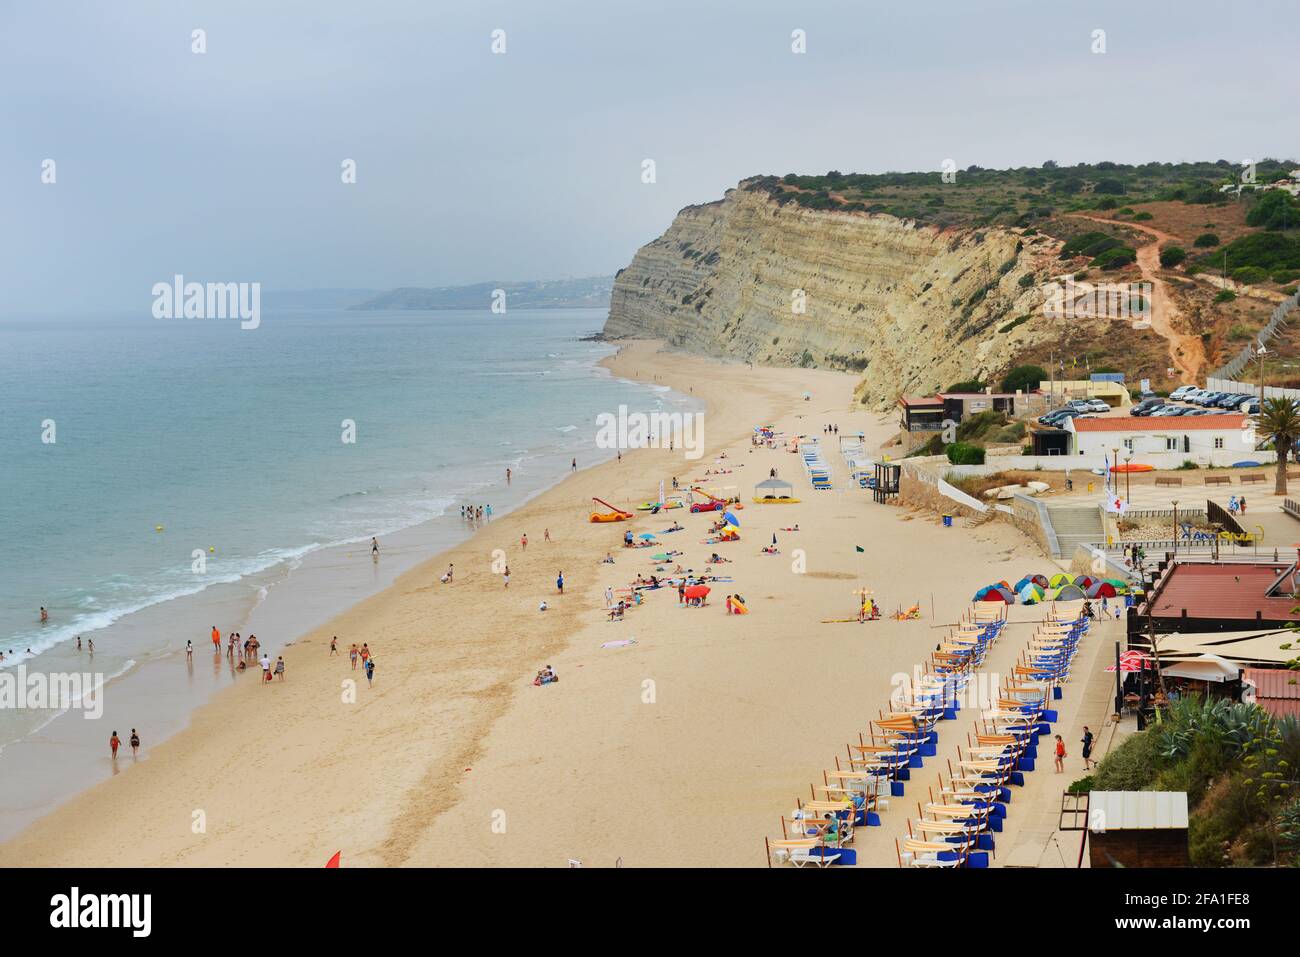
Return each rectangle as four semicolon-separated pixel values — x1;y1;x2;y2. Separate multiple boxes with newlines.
1045;505;1105;558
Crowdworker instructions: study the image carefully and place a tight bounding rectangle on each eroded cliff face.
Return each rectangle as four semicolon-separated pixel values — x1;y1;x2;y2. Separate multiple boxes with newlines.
604;181;1063;406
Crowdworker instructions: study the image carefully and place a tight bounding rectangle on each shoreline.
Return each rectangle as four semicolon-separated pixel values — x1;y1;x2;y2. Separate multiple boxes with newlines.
0;341;1042;866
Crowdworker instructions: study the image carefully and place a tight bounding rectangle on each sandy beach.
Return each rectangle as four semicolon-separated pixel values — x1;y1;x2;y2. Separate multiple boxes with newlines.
0;341;1054;867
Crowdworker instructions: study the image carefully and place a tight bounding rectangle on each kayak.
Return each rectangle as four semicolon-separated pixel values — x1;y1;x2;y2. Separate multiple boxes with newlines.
1109;463;1154;473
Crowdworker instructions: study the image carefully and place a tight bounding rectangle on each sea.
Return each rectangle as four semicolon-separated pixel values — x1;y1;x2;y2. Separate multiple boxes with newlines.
0;306;695;838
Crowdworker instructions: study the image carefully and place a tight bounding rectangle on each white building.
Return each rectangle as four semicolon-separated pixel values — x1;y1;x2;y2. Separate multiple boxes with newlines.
1065;413;1254;465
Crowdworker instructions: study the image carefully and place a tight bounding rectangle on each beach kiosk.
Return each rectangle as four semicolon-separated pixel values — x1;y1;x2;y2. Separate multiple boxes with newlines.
1087;791;1189;867
753;477;799;504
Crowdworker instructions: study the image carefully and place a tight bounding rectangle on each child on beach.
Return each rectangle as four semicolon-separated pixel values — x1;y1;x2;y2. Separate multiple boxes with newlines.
330;637;338;656
109;731;120;758
1053;734;1066;773
521;533;528;551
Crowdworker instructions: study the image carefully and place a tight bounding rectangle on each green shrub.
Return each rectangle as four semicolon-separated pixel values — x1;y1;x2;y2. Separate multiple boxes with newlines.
1000;364;1048;393
998;315;1030;334
1091;731;1163;791
946;379;987;392
1092;246;1137;269
1230;265;1269;285
1246;190;1300;230
1159;246;1187;268
1018;273;1036;288
1194;232;1220;247
1215;289;1237;303
945;441;985;465
1177;459;1200;470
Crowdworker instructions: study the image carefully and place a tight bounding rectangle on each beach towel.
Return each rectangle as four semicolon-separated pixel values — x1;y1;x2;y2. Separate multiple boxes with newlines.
601;639;638;649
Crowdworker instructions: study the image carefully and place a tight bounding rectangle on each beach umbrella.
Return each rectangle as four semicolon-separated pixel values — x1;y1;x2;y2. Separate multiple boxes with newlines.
683;584;710;600
1055;584;1087;601
723;511;741;527
1018;583;1044;604
1105;650;1150;673
1048;573;1073;589
1086;581;1118;599
638;532;656;540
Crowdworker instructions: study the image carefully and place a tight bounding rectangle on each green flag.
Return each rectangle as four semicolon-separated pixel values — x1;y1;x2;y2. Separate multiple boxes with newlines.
855;545;865;553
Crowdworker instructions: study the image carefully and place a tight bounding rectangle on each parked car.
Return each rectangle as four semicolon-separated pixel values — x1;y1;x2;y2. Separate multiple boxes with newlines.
1085;399;1111;412
1245;399;1261;415
1169;385;1197;400
1198;391;1226;406
1130;398;1165;416
1038;409;1071;425
1150;405;1184;416
1066;399;1092;413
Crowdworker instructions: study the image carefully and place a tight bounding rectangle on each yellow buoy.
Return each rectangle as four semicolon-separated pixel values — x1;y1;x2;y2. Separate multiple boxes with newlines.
155;525;164;532
208;546;215;553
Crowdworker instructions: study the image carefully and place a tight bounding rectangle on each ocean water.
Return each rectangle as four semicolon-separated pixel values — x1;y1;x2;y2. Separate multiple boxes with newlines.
0;307;693;759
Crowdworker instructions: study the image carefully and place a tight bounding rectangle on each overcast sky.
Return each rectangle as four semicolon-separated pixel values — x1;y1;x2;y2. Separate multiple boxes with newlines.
2;0;1296;314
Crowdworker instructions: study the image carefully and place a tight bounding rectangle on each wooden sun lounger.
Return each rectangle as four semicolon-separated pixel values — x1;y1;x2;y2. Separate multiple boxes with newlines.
766;837;839;868
896;838;963;868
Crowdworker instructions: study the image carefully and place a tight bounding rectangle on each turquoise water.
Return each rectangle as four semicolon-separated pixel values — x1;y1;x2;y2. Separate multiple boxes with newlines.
0;307;676;668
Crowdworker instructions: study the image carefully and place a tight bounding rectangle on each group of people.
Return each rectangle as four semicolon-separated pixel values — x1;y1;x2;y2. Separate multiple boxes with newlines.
822;424;841;435
345;641;376;684
108;728;141;759
460;504;493;522
1053;726;1097;773
1227;495;1248;516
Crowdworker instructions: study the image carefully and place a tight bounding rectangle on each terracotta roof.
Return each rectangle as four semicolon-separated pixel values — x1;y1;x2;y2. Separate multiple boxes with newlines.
1071;414;1246;433
1149;562;1300;622
898;396;944;408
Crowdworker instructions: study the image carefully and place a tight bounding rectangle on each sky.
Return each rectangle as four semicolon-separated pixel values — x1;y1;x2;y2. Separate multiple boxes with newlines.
2;0;1296;314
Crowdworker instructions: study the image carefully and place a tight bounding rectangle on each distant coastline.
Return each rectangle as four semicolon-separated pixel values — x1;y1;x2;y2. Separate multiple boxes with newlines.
350;275;613;311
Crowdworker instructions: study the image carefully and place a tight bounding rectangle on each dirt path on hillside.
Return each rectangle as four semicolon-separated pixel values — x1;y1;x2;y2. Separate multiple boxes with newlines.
1069;214;1206;383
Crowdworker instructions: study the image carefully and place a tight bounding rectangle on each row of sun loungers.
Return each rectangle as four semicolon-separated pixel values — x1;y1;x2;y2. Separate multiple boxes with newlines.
765;605;1016;867
800;439;832;491
839;439;873;490
895;602;1091;868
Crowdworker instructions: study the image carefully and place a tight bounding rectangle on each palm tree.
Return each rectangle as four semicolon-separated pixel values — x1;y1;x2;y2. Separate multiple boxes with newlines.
1257;397;1300;495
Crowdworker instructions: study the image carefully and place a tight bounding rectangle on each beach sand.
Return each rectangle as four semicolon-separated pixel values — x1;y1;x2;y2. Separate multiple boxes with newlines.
0;341;1047;867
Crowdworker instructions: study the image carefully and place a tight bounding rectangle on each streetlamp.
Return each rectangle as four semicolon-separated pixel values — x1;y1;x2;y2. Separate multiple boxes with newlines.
1124;452;1132;504
1172;499;1179;556
1255;342;1269;405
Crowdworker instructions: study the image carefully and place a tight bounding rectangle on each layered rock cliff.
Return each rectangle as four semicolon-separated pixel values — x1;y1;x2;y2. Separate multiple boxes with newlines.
604;180;1065;406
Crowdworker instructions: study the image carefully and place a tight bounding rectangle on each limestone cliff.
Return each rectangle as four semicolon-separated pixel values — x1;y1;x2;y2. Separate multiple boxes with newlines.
603;179;1066;406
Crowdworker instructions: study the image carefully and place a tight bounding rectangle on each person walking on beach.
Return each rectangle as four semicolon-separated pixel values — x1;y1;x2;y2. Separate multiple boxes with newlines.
349;643;359;670
360;643;370;668
506;467;512;484
1081;726;1096;770
211;625;221;653
521;533;528;551
556;571;564;595
76;636;82;651
330;636;338;656
186;640;193;661
129;729;140;757
503;565;510;588
274;656;285;681
109;731;121;759
486;504;492;519
364;657;375;687
605;586;614;609
678;581;686;605
371;537;380;561
571;458;577;472
544;528;551;542
227;634;236;659
1240;496;1247;515
260;653;271;682
1053;734;1066;773
87;637;94;654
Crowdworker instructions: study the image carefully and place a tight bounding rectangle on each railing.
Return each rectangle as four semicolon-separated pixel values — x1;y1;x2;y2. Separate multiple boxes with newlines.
1206;499;1246;538
1209;288;1300;382
1285;499;1300;520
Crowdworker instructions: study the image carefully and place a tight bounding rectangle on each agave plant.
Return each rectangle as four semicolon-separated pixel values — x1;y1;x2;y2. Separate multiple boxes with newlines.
1158;697;1274;761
